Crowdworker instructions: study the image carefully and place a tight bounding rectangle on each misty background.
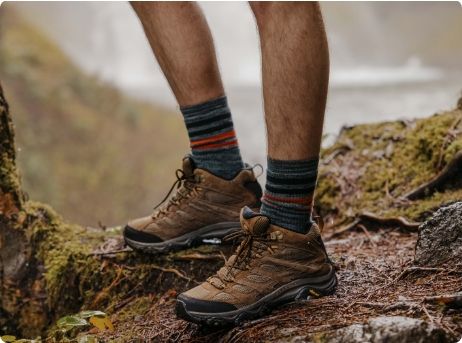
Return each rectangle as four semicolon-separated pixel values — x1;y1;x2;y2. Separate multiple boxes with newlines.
13;2;462;157
1;2;461;226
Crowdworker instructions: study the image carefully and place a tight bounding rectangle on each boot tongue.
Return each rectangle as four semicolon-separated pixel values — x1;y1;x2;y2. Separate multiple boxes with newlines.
182;156;196;178
240;206;271;236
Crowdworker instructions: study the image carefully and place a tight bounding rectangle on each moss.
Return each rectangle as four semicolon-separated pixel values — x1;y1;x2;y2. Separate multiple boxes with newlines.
317;108;462;224
9;200;225;339
1;86;24;213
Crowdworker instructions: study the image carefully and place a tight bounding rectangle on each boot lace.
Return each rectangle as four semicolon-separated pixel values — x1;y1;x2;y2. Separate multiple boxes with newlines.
151;169;199;218
207;229;279;288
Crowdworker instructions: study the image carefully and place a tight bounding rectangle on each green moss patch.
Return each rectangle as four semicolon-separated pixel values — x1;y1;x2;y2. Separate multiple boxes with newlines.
317;108;462;224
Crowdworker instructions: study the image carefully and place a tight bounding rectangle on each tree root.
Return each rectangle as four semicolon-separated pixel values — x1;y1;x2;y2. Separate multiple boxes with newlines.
404;150;462;200
91;265;125;308
327;212;421;239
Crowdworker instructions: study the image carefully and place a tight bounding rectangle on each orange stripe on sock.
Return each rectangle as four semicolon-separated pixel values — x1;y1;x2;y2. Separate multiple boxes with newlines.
191;130;236;148
193;139;238;151
263;194;313;206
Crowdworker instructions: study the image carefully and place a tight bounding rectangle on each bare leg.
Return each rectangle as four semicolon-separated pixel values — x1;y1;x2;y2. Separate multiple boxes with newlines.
250;2;329;160
175;3;336;324
132;2;245;179
250;2;329;232
132;2;224;106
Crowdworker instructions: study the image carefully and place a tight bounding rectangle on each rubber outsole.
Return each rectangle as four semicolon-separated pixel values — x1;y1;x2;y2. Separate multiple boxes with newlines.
124;221;241;254
175;267;338;327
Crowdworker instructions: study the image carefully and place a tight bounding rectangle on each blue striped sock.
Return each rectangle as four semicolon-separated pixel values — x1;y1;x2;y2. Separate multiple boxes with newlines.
260;157;318;234
180;96;244;179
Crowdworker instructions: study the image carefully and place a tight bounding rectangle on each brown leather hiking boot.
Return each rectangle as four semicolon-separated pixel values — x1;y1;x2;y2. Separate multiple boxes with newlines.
123;157;262;254
175;206;337;326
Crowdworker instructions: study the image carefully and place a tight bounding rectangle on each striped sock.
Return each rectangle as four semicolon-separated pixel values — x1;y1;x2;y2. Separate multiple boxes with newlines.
260;157;318;234
181;96;244;179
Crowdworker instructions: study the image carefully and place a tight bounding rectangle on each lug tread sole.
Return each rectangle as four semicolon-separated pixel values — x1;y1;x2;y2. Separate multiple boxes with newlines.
176;269;338;327
124;222;241;254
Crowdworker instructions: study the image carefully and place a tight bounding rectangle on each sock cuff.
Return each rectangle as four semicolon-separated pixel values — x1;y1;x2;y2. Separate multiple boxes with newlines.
261;157;319;234
267;157;319;172
180;96;228;117
179;95;244;180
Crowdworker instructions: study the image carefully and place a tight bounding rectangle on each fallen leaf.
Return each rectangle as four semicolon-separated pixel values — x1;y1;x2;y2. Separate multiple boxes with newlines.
57;315;88;331
89;316;114;332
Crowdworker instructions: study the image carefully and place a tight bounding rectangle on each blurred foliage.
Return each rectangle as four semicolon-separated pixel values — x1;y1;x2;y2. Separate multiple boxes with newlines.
0;6;188;227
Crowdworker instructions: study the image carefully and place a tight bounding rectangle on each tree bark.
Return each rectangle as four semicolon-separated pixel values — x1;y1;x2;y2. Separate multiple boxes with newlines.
0;82;34;334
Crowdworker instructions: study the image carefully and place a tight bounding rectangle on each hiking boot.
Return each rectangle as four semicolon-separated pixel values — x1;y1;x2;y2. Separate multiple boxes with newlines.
123;157;262;254
175;206;337;326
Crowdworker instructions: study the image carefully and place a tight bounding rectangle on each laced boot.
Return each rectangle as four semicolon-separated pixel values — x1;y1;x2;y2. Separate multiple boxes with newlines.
176;206;337;326
123;157;262;254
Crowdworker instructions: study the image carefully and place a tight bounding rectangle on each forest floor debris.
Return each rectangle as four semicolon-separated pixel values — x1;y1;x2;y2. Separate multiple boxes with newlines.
84;223;461;342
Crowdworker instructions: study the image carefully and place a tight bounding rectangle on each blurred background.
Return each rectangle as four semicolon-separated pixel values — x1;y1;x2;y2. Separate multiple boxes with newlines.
0;1;460;227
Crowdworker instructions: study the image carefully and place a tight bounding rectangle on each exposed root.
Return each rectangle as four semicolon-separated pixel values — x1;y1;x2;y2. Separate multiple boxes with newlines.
91;265;124;308
327;212;421;239
404;151;462;200
124;264;194;283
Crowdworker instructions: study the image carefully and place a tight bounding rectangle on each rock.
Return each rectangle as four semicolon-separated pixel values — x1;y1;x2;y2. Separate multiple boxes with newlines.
317;316;448;343
414;202;462;266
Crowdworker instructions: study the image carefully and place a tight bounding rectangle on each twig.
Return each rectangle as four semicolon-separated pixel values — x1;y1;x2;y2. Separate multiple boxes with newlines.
358;224;377;248
369;263;442;294
322;145;352;165
355;301;386;308
326;219;360;239
172;253;223;261
90;247;133;256
421;304;434;324
383;301;420;312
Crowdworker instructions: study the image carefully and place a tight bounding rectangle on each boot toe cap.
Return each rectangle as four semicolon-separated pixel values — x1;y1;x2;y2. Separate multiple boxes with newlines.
176;293;237;314
123;225;163;243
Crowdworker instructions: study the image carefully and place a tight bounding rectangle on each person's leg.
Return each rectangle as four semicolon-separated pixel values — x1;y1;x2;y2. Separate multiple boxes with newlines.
176;2;335;325
132;2;243;179
253;1;329;233
124;3;262;254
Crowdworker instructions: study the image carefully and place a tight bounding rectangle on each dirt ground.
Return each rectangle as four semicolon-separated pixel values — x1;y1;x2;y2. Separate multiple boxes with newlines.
88;224;461;342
